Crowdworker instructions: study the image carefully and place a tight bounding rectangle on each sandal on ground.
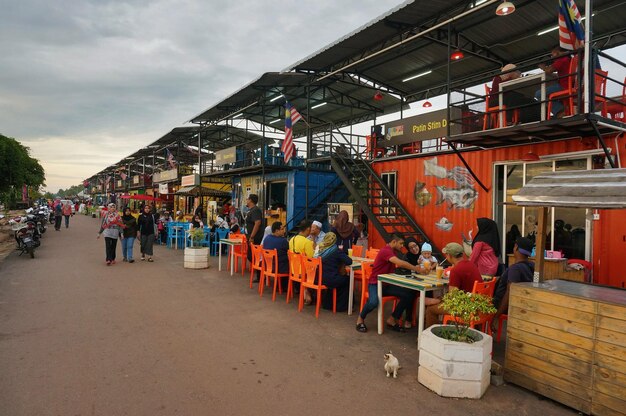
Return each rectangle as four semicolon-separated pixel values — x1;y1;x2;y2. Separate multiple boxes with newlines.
147;258;153;262
356;323;368;333
403;322;412;330
387;323;406;333
141;256;145;261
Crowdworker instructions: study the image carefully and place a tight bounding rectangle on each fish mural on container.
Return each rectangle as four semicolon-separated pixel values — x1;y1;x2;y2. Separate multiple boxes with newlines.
435;217;453;231
425;157;476;188
435;186;478;210
414;181;432;207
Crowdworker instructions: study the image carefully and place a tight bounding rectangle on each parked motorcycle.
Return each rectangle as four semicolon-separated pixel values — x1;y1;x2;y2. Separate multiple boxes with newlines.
10;217;40;258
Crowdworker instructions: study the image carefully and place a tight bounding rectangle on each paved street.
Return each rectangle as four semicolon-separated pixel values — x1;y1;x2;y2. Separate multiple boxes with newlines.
0;214;577;415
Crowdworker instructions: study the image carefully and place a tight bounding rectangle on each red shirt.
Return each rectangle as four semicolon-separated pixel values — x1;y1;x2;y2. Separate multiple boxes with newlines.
553;55;572;90
449;259;483;292
369;245;397;284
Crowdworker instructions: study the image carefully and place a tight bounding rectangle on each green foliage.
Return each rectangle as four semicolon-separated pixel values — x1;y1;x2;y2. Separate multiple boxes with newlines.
440;288;497;343
0;134;46;207
55;184;85;198
189;227;205;248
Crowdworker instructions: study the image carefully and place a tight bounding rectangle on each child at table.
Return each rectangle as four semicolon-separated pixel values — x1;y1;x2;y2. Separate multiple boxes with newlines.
418;243;438;273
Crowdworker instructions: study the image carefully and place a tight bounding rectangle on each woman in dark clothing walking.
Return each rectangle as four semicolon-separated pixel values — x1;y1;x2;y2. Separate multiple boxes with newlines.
121;207;138;263
315;232;353;312
137;205;156;262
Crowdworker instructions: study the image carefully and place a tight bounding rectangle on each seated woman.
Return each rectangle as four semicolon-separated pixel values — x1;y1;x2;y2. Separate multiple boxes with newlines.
189;214;204;229
469;217;500;276
314;232;353;312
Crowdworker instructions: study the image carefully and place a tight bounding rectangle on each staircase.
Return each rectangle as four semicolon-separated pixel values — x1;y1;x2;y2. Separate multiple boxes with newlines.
285;176;350;232
328;131;437;253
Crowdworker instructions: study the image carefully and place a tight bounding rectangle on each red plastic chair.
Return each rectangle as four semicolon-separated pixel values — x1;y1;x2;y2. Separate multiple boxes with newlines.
228;234;247;275
483;85;518;129
286;251;304;304
351;245;364;257
249;244;263;289
299;256;336;318
607;76;626;121
547;55;579;118
567;258;593;282
358;262;399;332
260;249;287;301
442;278;498;334
496;314;508;342
365;248;380;260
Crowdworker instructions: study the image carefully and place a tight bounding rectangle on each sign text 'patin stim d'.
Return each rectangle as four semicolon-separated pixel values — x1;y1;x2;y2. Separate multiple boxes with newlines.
383;108;461;146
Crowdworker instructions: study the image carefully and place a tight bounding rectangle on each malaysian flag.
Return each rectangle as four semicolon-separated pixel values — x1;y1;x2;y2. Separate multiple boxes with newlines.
558;0;585;51
165;148;177;170
281;102;303;163
120;171;127;181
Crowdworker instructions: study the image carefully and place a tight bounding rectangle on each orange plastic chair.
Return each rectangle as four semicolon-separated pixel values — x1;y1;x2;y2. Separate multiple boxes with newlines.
228;234;247;275
358;262;399;332
607;76;626;121
351;245;364;257
547;55;579;118
365;134;386;159
249;244;263;289
593;70;609;118
299;256;336;318
286;251;304;304
483;84;518;129
365;248;380;260
442;278;498;334
260;249;287;301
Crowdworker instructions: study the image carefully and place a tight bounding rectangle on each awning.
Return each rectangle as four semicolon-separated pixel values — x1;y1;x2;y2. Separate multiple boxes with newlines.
513;168;626;209
175;186;231;198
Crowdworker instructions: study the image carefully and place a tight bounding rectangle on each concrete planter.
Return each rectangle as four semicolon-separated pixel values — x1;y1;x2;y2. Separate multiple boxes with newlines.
418;324;492;399
184;247;210;269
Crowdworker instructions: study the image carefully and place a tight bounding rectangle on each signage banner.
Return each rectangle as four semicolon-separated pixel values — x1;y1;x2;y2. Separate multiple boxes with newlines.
116;180;123;188
181;174;200;187
159;183;169;194
132;175;140;185
383;108;461;146
215;146;237;166
154;169;178;183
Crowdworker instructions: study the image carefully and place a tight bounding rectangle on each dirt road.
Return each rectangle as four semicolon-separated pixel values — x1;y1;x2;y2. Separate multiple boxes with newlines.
0;214;576;415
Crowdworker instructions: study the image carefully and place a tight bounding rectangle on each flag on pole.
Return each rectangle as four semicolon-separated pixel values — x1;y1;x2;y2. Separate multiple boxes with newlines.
165;148;177;170
282;102;303;163
120;171;127;180
558;0;585;51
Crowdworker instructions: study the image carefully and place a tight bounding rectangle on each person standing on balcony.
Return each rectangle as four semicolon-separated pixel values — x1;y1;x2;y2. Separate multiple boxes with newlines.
536;46;571;118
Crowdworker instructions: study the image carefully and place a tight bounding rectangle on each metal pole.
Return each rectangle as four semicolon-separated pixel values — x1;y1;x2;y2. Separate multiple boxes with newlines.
305;84;310;222
583;0;592;114
447;23;451;138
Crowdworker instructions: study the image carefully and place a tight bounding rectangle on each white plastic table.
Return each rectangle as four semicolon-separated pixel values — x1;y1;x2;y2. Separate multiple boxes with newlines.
377;273;448;347
218;239;243;276
499;72;546;125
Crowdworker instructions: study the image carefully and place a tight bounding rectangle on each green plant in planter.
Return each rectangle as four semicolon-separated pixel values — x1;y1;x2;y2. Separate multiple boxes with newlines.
439;288;497;343
188;228;206;248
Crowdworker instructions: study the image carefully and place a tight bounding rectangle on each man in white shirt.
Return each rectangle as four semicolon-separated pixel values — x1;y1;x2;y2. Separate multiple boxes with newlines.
307;220;326;246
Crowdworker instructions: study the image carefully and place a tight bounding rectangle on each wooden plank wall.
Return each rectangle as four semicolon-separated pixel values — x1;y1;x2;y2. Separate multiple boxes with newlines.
504;285;626;416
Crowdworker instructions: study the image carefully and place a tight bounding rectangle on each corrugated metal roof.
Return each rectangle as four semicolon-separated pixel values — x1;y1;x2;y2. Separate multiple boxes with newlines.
513;168;626;208
290;0;626;100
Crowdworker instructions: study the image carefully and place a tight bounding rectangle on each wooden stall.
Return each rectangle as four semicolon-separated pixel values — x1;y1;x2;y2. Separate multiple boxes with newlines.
506;255;584;282
505;169;626;416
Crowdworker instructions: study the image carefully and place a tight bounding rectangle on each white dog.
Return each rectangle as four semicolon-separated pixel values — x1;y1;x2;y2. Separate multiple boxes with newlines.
384;351;400;378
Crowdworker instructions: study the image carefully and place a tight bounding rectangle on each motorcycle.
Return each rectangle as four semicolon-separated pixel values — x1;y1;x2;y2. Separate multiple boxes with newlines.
10;217;40;258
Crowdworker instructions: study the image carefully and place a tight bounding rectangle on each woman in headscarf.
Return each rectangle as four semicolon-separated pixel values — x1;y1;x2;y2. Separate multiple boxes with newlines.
121;207;138;263
470;217;501;276
97;203;124;265
314;232;353;312
331;210;359;253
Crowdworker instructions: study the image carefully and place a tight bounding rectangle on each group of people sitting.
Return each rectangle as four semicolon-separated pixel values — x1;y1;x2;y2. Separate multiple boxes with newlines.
251;212;534;339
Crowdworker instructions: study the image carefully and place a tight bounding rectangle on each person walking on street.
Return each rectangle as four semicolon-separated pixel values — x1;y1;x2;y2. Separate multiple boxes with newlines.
54;199;63;231
62;202;72;228
121;207;138;263
137;205;156;262
97;203;124;265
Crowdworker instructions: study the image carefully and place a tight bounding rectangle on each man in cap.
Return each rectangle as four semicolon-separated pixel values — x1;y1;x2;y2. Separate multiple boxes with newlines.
307;220;326;246
491;237;535;332
424;242;483;328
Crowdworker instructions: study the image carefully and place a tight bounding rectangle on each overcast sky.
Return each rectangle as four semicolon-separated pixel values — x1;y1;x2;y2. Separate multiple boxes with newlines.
2;1;625;193
0;0;402;192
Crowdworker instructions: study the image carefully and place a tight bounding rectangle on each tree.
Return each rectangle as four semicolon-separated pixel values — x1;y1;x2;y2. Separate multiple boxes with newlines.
0;133;46;208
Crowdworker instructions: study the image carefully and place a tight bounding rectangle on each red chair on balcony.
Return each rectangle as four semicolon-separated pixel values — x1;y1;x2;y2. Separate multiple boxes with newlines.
483;85;518;130
607;76;626;121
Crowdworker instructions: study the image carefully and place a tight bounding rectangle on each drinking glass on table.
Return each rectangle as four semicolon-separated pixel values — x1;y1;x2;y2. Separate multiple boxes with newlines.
348;248;353;257
422;260;431;273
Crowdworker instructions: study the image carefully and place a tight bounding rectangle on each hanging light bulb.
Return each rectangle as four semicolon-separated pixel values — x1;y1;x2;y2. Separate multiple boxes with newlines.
373;90;384;101
450;49;464;60
521;151;540;162
423;100;432;108
496;1;515;16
